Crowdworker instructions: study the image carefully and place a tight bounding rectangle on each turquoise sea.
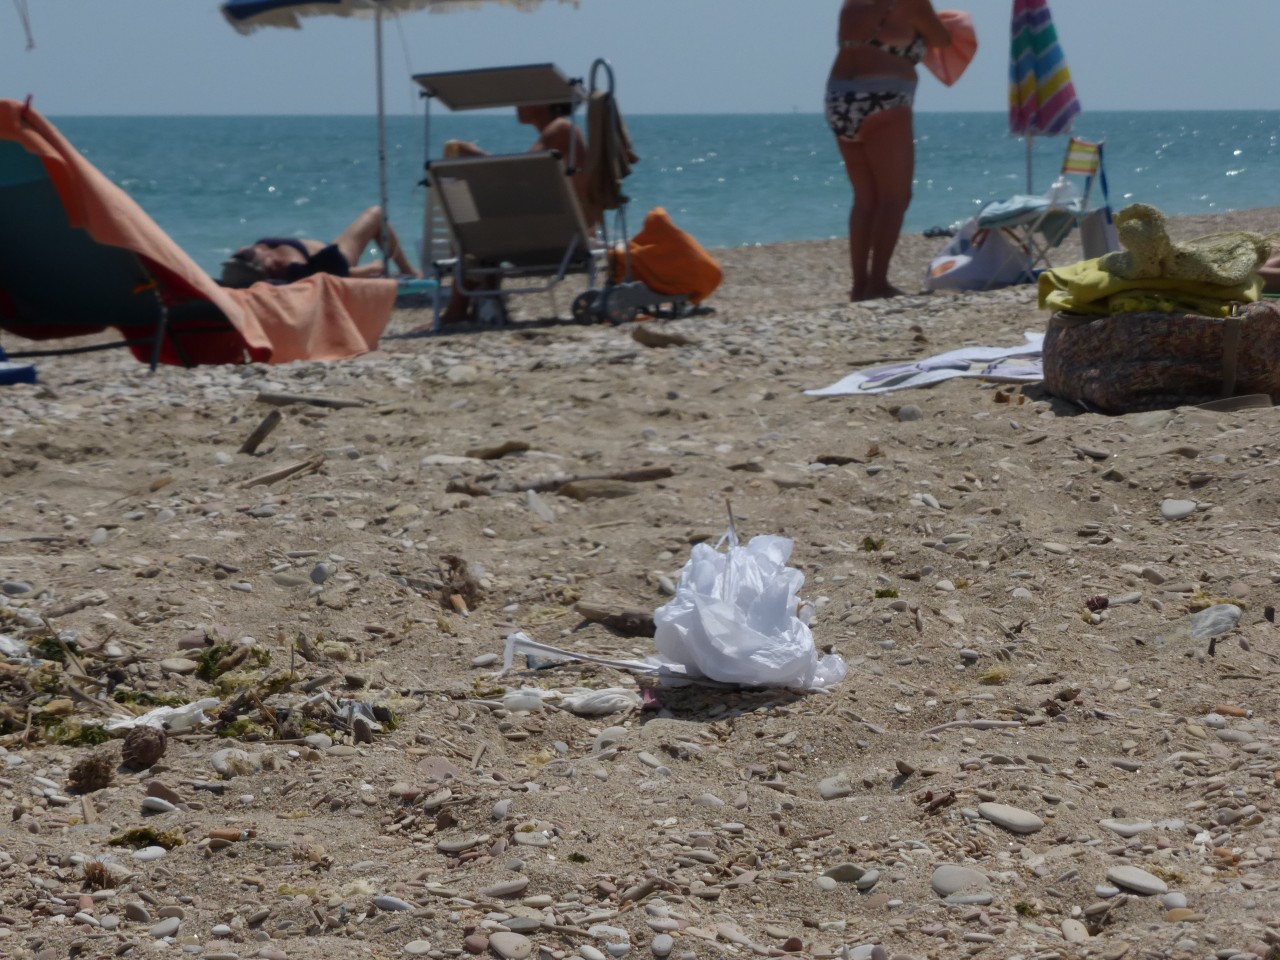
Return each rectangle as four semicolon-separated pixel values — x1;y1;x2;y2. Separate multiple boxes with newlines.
52;111;1280;276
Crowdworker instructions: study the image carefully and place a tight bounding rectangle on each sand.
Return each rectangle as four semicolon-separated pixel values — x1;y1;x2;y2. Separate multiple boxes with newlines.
2;208;1280;960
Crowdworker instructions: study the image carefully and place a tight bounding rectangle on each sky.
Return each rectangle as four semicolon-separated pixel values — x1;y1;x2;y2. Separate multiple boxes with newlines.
2;0;1278;117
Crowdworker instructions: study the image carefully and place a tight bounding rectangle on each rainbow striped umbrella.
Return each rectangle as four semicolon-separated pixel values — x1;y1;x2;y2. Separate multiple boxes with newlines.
1009;0;1081;189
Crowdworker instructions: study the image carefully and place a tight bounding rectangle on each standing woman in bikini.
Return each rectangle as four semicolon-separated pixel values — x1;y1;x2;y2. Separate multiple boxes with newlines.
828;0;951;301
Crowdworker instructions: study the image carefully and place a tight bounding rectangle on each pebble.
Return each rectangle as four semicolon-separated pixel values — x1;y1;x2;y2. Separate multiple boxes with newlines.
822;863;865;882
1061;919;1090;943
1162;892;1188;910
897;404;923;422
819;776;853;800
489;932;534;960
594;726;628;751
1160;498;1197;520
931;864;988;897
463;935;489;954
124;903;152;923
481;877;530;898
404;945;433;957
1100;818;1153;838
151;917;181;938
132;846;167;862
141;796;178;814
159;657;199;675
373;895;414;912
650;934;674;958
977;801;1044;834
1106;865;1168;896
211;748;262;777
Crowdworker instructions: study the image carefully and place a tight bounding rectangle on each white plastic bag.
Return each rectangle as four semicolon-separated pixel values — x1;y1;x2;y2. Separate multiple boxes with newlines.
924;217;1029;292
651;530;846;690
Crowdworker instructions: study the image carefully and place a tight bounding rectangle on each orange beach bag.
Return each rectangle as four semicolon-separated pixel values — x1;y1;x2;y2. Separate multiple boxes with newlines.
613;208;722;305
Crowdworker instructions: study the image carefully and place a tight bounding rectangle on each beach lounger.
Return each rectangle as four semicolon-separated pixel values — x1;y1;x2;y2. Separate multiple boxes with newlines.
415;61;696;331
977;137;1117;283
425;150;600;329
0;98;397;368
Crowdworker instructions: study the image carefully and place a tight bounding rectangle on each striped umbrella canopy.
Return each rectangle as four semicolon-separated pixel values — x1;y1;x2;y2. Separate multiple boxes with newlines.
220;0;579;264
1009;0;1080;189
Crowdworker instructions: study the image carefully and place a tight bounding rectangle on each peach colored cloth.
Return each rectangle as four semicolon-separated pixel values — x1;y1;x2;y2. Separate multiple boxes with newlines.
923;11;977;87
0;98;395;365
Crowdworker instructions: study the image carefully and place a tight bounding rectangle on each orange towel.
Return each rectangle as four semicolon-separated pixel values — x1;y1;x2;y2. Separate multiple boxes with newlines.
0;99;395;365
614;208;722;305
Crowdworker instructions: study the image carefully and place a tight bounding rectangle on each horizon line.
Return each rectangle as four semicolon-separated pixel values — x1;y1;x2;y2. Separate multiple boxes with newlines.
41;107;1280;119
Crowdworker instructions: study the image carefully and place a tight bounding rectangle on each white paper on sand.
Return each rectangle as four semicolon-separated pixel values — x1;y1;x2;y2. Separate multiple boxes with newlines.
805;332;1045;397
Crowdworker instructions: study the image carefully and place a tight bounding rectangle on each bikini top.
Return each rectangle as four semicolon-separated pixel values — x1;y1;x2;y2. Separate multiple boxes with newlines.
839;0;927;65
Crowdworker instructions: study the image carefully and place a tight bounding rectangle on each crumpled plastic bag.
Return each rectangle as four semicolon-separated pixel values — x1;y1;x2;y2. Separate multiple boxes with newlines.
652;530;846;690
105;698;222;733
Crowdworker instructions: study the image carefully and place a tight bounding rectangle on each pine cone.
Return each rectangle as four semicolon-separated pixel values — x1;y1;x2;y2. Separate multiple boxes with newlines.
68;751;115;792
120;725;167;771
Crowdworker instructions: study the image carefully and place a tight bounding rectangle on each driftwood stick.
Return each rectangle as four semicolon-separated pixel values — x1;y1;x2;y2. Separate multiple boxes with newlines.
238;456;323;489
922;719;1023;736
239;409;283;455
494;466;674;494
256;391;366;410
575;601;657;638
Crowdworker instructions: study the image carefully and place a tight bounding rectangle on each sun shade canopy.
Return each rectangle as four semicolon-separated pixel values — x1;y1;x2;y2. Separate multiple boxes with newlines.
413;63;582;111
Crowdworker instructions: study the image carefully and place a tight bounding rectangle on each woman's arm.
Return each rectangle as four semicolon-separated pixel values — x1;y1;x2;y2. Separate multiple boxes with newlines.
913;0;953;48
1261;246;1280;294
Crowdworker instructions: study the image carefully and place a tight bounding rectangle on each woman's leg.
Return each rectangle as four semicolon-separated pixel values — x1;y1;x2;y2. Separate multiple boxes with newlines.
837;137;877;302
334;206;419;276
858;107;915;297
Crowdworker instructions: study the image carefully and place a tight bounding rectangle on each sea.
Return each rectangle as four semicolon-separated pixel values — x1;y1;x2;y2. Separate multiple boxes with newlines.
51;110;1280;276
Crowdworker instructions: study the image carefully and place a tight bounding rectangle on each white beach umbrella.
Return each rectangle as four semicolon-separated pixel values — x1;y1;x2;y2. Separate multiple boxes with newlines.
220;0;580;248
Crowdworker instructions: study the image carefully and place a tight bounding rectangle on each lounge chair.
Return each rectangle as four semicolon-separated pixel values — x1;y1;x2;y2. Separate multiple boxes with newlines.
0;98;397;368
414;62;694;331
425;150;600;328
976;137;1118;284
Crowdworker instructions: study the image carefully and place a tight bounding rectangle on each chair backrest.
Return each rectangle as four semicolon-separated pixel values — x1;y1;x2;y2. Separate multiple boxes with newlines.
1059;137;1108;211
426;151;592;271
0;140;159;333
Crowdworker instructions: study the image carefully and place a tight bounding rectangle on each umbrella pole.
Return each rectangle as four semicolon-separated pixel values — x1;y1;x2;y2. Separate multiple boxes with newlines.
1025;135;1034;193
375;3;390;276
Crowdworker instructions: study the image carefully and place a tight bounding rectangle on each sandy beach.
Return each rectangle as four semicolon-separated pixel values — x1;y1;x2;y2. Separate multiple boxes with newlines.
3;207;1280;960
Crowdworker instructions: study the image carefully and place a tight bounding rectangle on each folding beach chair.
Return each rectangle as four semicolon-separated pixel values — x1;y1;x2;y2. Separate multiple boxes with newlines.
425;150;601;329
415;62;694;331
0;139;230;370
977;136;1117;285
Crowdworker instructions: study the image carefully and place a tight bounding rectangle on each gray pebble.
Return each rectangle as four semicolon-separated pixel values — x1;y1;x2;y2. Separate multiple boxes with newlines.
931;864;989;897
651;934;674;958
150;916;181;938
